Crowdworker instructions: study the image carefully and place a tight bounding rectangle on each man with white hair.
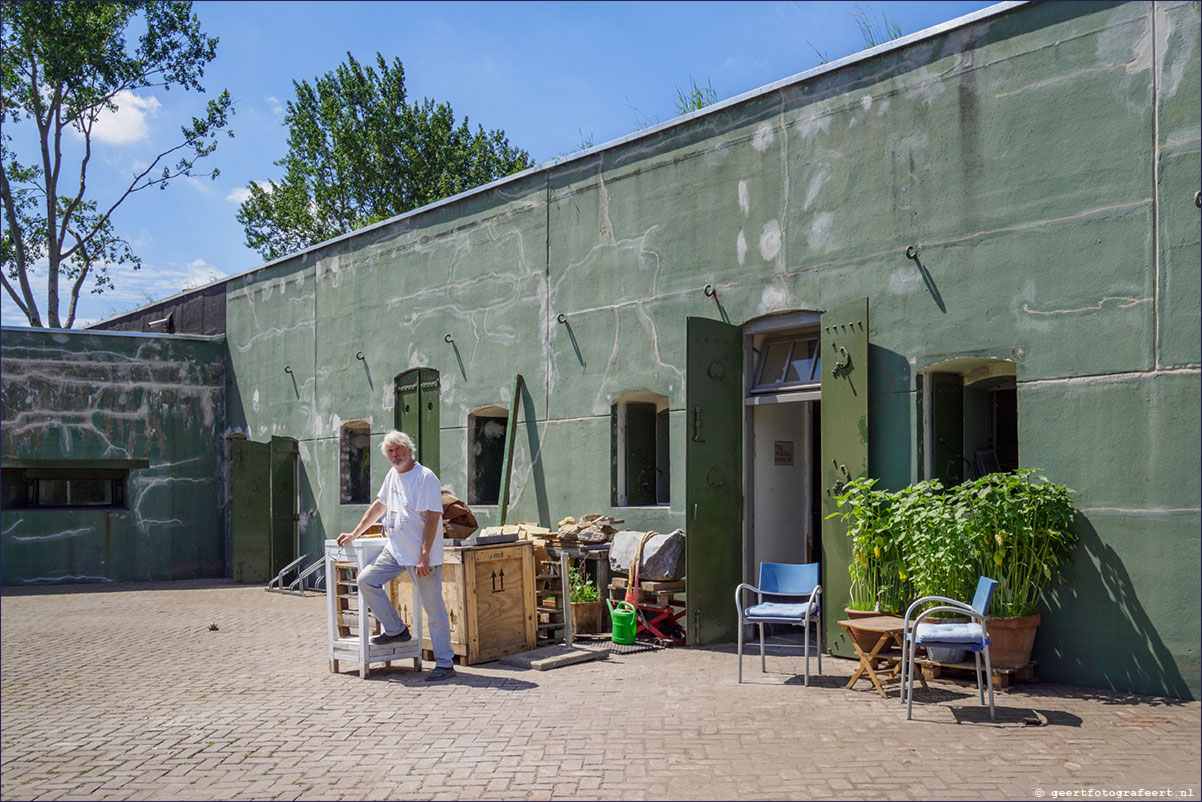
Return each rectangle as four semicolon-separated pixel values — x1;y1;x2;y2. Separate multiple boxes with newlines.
338;430;456;681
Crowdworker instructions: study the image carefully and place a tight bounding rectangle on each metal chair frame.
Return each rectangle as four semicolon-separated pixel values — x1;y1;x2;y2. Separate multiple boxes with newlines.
735;562;822;686
901;576;998;721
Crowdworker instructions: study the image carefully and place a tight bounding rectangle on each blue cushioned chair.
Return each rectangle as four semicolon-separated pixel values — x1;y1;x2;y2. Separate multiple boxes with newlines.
901;576;999;720
735;562;822;685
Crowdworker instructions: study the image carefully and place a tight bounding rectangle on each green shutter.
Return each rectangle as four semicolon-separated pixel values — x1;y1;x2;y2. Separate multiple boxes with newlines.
656;407;671;505
625;402;657;506
819;297;869;657
930;373;964;486
231;438;271;583
685;317;743;645
395;368;441;475
270;436;299;576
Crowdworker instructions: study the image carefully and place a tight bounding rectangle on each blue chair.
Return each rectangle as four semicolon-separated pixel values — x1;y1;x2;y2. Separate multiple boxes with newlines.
735;562;822;685
901;576;999;720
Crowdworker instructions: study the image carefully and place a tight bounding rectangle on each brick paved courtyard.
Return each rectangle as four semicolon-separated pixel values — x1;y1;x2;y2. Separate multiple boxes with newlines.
2;580;1199;801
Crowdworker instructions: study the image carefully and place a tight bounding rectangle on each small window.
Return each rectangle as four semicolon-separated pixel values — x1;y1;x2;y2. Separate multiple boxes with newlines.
468;406;508;506
2;467;127;509
921;359;1018;486
340;422;371;504
612;392;670;507
752;334;820;394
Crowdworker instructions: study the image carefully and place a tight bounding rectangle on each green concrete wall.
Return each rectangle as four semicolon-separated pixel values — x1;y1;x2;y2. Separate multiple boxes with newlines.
219;1;1200;697
1;329;226;584
2;2;1193;697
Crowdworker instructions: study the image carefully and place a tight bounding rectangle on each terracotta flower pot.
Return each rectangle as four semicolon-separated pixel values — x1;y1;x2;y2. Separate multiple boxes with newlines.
986;613;1040;669
570;601;603;635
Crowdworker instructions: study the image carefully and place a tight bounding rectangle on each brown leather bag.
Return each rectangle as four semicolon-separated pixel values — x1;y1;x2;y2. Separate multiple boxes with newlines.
441;488;478;539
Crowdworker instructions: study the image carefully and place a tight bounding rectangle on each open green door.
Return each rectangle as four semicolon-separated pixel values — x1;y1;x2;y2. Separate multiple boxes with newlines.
395;368;441;476
270;436;299;576
819;297;869;657
685;317;743;645
231;438;270;583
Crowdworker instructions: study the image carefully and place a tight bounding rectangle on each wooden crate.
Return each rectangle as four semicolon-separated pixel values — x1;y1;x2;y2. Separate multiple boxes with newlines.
394;541;536;665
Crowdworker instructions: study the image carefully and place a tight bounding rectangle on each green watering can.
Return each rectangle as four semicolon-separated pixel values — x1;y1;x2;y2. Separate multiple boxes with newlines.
608;600;637;645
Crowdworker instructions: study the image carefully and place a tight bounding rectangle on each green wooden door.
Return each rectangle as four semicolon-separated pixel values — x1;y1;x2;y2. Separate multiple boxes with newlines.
395;368;441;476
685;317;743;646
231;438;271;583
929;373;965;486
269;436;299;576
819;297;869;657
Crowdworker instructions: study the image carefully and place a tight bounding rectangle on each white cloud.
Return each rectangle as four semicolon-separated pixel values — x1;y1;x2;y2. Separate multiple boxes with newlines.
75;90;162;146
225;181;272;204
0;255;230;326
184;175;215;195
266;95;284;115
179;258;223;290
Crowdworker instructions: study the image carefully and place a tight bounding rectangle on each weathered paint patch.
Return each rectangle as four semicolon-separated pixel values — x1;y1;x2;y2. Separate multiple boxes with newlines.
759;220;782;261
751;122;775;152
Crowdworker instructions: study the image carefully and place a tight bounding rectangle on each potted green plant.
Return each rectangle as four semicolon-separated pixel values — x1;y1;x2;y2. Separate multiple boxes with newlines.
828;478;911;652
962;470;1077;668
567;564;603;635
889;479;980;662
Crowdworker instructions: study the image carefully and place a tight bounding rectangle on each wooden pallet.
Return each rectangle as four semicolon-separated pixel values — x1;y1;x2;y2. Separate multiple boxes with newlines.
609;577;685;593
915;657;1037;691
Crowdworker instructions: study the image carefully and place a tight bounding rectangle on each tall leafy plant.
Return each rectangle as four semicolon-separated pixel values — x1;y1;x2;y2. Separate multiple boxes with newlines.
828;477;909;613
963;470;1076;616
829;470;1077;619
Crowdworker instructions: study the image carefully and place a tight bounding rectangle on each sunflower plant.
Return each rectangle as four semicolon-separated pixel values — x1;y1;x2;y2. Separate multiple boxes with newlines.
959;470;1077;617
828;477;910;613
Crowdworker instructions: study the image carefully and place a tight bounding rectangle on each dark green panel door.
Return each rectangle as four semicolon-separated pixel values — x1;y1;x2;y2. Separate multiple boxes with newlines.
820;297;869;657
685;316;743;646
395;368;440;476
231;438;270;583
930;373;964;486
270;436;299;576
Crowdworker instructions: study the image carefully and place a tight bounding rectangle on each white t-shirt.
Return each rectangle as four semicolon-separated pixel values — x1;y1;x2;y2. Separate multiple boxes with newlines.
376;461;444;566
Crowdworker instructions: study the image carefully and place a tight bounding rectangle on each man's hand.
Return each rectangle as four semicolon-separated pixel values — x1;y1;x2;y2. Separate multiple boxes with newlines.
336;532;356;546
415;554;431;578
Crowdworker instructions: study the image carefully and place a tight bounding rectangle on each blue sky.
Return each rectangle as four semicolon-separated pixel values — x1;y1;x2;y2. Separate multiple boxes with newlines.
2;0;997;327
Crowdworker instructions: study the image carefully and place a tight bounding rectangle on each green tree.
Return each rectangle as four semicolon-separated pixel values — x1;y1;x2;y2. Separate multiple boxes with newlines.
1;1;232;328
237;53;533;262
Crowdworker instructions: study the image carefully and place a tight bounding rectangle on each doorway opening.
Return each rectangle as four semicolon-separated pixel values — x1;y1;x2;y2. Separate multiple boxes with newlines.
742;313;823;586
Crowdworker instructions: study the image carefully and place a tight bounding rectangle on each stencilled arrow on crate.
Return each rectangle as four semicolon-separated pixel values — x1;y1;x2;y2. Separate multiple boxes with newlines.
491;569;506;592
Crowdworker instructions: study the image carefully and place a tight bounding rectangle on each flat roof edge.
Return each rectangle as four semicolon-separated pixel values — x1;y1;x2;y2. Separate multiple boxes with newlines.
1;326;225;343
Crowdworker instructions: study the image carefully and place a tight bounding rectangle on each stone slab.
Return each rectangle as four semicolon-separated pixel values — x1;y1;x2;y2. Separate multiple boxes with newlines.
496;643;610;670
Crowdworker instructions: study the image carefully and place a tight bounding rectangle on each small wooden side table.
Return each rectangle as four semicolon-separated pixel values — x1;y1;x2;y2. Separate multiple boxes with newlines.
838;615;928;699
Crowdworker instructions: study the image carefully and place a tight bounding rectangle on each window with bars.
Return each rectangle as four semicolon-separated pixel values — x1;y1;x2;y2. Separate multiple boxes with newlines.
1;467;128;509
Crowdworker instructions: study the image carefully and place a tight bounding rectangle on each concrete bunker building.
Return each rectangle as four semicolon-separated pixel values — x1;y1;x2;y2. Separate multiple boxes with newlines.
3;1;1199;699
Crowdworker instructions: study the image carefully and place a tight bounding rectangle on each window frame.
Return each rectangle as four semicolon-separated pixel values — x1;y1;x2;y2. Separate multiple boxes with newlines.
611;391;671;508
467;405;509;506
750;333;821;395
2;467;129;510
339;420;372;505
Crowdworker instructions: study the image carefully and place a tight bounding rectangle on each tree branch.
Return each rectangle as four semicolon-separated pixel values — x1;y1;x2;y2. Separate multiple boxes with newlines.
0;158;42;325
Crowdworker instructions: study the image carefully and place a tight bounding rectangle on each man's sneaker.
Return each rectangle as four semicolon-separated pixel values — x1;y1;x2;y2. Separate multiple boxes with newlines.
424;665;456;682
370;627;411;646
